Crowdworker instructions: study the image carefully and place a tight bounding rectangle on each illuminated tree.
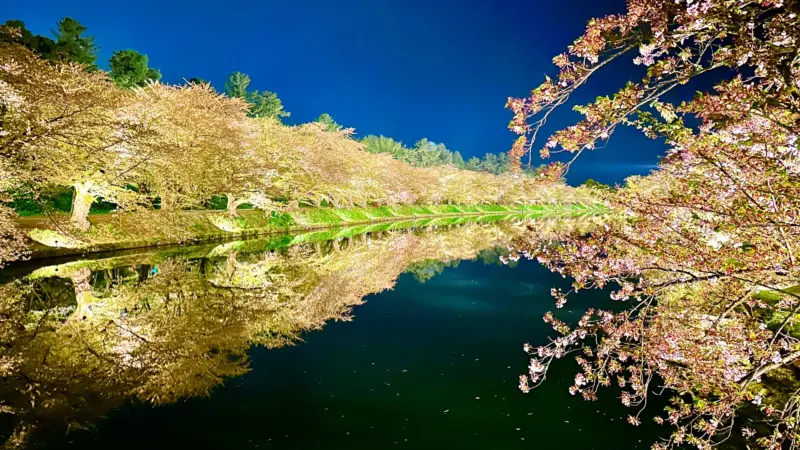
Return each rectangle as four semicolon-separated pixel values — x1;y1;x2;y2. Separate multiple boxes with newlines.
0;156;27;267
125;82;259;212
224;71;250;98
0;17;97;68
506;0;800;448
0;44;148;230
187;77;208;86
362;134;407;157
0;206;25;269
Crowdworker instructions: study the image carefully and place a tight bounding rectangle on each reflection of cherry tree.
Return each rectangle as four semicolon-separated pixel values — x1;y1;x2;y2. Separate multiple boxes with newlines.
506;0;800;447
0;220;532;448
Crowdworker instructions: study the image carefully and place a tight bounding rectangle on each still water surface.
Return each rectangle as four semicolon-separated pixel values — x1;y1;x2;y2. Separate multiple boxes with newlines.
0;218;665;449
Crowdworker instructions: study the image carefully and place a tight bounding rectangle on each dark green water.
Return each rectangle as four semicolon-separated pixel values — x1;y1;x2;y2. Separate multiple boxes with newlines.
0;220;666;449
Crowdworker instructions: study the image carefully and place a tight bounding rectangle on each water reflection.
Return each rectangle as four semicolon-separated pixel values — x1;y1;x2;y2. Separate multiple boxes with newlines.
0;216;600;448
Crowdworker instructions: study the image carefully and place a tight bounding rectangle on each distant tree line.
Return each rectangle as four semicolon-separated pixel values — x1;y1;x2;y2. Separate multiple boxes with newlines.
312;119;530;175
312;114;529;175
359;135;548;175
362;136;491;174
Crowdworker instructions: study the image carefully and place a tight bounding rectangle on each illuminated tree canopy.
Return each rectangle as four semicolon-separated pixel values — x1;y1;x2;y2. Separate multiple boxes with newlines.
505;0;800;448
0;31;588;267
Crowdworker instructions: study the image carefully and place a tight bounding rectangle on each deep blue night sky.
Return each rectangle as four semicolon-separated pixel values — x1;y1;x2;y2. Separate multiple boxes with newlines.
2;0;672;184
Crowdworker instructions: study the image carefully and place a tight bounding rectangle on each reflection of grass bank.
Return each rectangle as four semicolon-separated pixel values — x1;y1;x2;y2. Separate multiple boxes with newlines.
15;211;607;285
17;203;608;259
1;218;537;448
17;214;523;280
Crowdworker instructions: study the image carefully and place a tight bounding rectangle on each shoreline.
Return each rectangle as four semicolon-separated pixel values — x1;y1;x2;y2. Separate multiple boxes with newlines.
16;204;607;260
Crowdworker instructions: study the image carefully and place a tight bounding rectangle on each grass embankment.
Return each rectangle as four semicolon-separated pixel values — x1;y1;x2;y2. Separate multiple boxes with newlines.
17;203;607;259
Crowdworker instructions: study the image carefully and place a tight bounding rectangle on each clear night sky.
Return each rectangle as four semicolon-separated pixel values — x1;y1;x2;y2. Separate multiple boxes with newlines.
2;0;675;185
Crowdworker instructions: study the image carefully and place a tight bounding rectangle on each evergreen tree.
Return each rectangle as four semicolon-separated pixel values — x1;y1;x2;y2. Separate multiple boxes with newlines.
315;113;343;132
109;49;161;88
224;72;289;119
465;157;482;171
246;90;288;119
0;20;56;56
51;17;98;69
224;71;250;99
451;151;465;168
362;135;407;158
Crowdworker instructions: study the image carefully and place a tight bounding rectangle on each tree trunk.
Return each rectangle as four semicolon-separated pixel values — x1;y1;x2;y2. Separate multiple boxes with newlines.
159;192;172;211
226;193;244;217
70;268;94;321
71;182;94;231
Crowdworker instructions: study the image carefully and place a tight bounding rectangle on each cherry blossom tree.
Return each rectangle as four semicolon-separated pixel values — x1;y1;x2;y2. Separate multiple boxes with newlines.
0;42;149;231
507;0;800;448
0;151;27;267
124;82;259;212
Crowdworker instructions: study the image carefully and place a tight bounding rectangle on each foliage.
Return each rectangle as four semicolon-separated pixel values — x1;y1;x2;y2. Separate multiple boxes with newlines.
474;151;509;174
256;121;594;208
0;162;28;268
361;134;545;176
50;17;99;69
0;43;149;230
0;38;592;265
0;20;56;57
405;259;460;282
223;71;250;98
506;0;800;448
7;185;115;216
224;71;289;119
124;82;258;211
108;49;161;88
246;90;289;119
362;135;470;170
0;204;26;269
363;135;468;169
0;17;98;69
361;135;407;160
315;112;343;132
582;178;613;192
